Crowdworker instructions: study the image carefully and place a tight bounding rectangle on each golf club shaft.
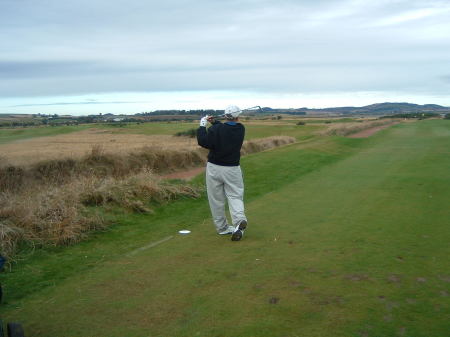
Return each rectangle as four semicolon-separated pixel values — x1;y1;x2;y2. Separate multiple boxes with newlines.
213;106;262;118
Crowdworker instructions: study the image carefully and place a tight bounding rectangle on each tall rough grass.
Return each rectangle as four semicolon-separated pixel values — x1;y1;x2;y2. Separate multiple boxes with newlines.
0;145;207;193
241;136;296;155
0;171;200;259
1;136;296;193
319;119;397;136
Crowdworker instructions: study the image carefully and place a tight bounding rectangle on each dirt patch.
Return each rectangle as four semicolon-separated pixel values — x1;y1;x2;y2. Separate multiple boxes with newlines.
348;122;399;138
316;296;344;306
162;166;205;180
344;273;370;282
386;301;400;311
387;274;402;283
289;281;302;287
438;275;450;282
269;297;280;304
253;284;264;290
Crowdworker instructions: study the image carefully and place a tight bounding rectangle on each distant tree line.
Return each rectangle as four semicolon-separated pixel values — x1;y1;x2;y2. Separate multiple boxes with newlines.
381;112;440;119
0;114;201;128
0;120;42;127
137;109;225;116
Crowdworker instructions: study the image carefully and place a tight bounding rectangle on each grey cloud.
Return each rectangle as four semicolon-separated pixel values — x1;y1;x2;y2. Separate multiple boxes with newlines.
1;0;450;98
1;62;446;98
0;61;107;79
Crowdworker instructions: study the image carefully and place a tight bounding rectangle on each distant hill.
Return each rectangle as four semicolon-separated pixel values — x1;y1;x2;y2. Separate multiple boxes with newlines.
260;103;450;116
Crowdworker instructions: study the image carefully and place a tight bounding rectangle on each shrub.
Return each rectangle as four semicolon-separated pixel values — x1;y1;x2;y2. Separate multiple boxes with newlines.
175;128;197;138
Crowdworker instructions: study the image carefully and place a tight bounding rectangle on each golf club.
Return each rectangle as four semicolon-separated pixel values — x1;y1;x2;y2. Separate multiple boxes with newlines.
209;106;263;119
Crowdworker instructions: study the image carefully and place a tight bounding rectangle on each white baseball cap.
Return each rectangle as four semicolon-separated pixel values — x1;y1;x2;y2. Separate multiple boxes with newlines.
224;105;242;119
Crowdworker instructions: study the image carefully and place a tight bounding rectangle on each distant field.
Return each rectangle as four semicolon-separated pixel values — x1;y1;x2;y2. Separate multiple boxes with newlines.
0;116;376;147
0;128;199;165
1;120;448;337
92;120;323;140
0;118;394;166
0;121;320;165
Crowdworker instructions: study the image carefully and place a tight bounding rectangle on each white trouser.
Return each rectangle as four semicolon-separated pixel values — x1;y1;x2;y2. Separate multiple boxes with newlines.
206;162;247;232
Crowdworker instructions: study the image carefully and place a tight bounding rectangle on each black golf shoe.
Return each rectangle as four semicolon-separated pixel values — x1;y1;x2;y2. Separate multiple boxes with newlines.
231;220;247;241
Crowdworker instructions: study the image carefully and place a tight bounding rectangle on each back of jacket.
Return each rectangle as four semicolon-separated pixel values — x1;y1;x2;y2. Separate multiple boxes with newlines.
197;121;245;166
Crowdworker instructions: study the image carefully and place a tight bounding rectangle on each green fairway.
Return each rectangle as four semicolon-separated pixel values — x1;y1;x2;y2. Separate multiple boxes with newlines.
0;121;320;145
0;125;92;144
1;120;449;336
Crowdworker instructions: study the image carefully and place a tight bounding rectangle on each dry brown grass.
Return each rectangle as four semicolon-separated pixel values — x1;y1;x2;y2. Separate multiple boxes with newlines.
318;119;398;136
0;182;104;257
241;136;296;155
0;145;208;193
0;171;200;259
79;170;200;211
0;128;199;166
0;135;295;193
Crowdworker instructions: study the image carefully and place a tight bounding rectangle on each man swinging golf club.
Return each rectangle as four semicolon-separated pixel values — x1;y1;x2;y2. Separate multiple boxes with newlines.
197;105;248;241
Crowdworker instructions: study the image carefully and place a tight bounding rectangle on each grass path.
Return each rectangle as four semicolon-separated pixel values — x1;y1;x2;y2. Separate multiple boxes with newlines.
1;120;449;336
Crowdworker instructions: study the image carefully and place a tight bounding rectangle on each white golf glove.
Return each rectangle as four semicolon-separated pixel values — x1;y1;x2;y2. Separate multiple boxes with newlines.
199;116;208;127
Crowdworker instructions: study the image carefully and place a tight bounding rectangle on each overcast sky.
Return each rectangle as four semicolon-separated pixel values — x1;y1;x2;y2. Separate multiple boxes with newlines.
1;0;450;115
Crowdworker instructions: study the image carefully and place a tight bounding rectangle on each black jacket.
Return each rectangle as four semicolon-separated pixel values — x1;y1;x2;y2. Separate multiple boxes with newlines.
197;120;245;166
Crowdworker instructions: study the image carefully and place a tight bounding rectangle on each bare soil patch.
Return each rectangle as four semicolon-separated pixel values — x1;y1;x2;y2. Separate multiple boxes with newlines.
344;273;370;282
162;167;205;180
387;274;402;283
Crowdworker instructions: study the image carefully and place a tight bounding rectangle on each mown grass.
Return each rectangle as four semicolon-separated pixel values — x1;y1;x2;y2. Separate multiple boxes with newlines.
0;134;339;302
1;120;449;337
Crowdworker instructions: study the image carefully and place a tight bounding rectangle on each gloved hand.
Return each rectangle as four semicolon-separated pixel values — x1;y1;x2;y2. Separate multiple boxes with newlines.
199;116;208;127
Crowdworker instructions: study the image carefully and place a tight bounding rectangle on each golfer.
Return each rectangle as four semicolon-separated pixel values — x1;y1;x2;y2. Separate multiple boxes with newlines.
197;105;248;241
